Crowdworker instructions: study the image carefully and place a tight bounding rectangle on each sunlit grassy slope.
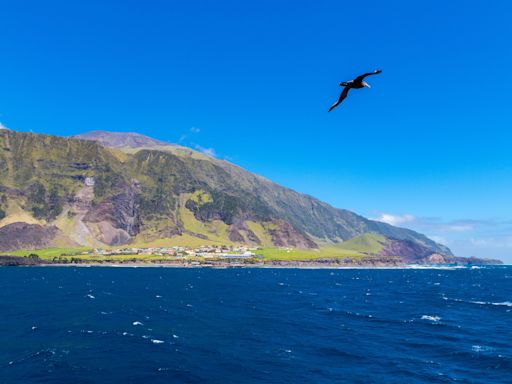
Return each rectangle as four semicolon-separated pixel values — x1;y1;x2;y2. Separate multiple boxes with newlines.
0;200;44;228
334;233;386;254
0;232;387;261
257;247;365;261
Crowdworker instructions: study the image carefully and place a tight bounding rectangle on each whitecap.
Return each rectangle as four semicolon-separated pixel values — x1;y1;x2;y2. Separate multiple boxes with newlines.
132;321;143;326
421;315;441;322
472;345;495;353
172;334;179;339
86;294;95;299
470;300;512;307
151;339;164;344
490;301;512;307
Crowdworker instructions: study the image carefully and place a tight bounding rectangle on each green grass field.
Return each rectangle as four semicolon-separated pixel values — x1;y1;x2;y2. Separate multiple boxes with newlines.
0;231;386;262
256;246;365;261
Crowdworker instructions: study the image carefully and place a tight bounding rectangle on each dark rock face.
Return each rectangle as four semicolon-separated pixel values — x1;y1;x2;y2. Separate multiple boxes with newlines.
445;255;503;265
245;228;261;244
0;255;46;266
380;239;503;265
469;257;502;265
227;227;245;243
0;223;59;252
380;238;433;263
268;220;318;249
226;218;262;245
83;181;141;245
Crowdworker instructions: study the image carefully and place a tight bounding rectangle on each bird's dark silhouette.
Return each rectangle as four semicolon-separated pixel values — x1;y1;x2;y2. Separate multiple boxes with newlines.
328;69;382;112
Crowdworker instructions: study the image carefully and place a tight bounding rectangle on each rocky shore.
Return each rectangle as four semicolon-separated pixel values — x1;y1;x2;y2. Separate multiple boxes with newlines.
0;255;502;268
0;255;46;266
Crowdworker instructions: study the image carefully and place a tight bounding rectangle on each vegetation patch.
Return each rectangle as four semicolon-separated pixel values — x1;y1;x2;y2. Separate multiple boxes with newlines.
0;247;92;260
335;232;386;254
178;194;235;244
257;247;365;261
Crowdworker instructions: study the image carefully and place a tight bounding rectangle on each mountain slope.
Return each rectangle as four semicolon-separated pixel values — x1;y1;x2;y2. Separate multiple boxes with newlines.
73;130;173;149
0;129;452;258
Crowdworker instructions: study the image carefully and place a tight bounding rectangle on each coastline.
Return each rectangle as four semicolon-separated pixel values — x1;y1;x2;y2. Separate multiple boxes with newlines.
0;254;504;269
0;260;505;270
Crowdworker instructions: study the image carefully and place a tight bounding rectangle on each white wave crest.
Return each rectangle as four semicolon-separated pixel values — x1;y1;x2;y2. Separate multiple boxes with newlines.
470;300;512;307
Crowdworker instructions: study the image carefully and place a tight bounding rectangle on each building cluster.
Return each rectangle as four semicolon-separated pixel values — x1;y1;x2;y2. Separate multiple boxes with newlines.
82;245;258;259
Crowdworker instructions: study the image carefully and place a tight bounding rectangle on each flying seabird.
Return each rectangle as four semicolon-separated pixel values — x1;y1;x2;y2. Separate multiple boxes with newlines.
328;69;382;112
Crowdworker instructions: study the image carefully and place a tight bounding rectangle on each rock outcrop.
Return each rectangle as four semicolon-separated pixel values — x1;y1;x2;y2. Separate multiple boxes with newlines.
0;223;62;252
83;181;141;245
268;220;318;249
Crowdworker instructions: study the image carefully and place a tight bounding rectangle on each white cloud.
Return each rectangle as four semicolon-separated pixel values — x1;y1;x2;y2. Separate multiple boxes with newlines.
195;145;216;158
372;213;477;233
470;236;512;248
178;127;201;143
372;213;416;226
445;224;473;232
371;211;512;259
0;121;7;130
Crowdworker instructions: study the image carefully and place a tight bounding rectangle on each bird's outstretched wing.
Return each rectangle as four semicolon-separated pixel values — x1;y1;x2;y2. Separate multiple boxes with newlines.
328;86;350;112
354;69;382;83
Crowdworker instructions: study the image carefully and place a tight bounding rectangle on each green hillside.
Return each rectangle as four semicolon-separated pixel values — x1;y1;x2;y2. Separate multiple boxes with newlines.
0;129;452;257
336;233;386;254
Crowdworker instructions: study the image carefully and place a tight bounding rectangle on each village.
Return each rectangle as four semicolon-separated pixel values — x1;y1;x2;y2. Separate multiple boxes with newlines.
81;245;260;259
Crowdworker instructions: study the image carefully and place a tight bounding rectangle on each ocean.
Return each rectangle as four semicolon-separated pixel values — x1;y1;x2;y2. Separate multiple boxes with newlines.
0;266;510;383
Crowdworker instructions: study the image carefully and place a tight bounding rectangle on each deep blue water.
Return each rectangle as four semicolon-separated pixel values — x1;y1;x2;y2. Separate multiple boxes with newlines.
0;266;511;384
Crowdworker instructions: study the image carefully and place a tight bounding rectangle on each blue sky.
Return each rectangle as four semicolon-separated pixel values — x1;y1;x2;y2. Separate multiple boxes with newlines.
1;1;511;261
